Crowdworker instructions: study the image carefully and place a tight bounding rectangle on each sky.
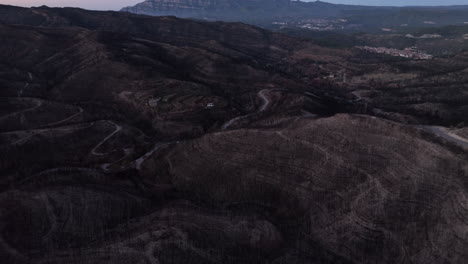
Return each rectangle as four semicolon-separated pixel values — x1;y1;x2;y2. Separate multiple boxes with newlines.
0;1;143;10
0;0;467;10
325;0;468;6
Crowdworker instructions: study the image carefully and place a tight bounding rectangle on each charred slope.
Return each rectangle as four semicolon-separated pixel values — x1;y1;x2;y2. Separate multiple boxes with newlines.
343;49;468;126
0;20;351;179
0;5;467;264
154;114;468;264
0;4;466;128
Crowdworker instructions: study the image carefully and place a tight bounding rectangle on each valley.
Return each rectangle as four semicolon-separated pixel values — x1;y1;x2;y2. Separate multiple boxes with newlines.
0;3;467;264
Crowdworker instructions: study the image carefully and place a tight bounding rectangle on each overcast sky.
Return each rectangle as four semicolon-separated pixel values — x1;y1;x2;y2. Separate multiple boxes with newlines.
325;0;468;5
0;1;142;10
0;0;467;10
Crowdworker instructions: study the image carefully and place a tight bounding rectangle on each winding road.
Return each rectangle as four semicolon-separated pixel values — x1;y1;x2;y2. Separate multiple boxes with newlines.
221;89;272;130
350;91;363;102
0;97;83;129
41;106;84;128
2;122;95;146
257;89;271;112
91;121;123;156
422;126;468;149
134;141;178;170
135;143;165;170
0;98;43;121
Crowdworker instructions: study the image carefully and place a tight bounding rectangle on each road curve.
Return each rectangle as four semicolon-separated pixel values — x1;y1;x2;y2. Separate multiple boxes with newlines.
134;141;178;170
90;121;123;156
1;122;95;146
41;107;84;128
422;126;468;149
0;98;43;121
221;89;273;130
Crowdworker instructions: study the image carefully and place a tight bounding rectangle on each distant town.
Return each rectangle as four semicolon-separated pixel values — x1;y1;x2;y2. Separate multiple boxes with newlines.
356;46;434;60
272;18;349;31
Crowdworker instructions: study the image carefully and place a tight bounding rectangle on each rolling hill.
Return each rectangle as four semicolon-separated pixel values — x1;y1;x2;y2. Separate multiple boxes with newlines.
0;4;467;264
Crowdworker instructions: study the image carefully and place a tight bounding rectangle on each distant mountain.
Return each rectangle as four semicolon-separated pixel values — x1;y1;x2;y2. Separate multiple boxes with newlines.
121;0;372;24
121;0;468;29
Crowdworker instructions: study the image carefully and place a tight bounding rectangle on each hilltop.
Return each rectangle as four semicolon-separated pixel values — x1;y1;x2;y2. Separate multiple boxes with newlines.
0;4;467;264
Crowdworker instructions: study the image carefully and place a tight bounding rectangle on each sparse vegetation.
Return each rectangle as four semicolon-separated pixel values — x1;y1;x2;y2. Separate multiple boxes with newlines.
0;3;467;264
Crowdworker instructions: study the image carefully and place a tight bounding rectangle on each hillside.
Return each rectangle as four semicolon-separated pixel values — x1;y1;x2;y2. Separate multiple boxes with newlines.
0;5;467;264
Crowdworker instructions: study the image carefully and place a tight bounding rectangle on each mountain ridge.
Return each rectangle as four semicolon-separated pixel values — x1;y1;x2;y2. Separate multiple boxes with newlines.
121;0;468;29
0;4;468;264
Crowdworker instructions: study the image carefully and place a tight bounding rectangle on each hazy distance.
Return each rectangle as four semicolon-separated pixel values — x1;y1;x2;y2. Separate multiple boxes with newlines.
1;0;467;10
0;0;142;10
